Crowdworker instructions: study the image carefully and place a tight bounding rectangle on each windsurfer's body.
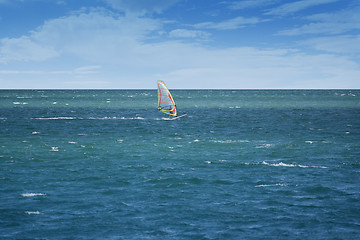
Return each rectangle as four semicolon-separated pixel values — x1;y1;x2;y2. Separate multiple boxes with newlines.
168;109;175;118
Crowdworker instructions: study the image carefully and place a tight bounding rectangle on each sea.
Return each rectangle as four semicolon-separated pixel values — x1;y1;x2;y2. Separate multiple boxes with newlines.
1;89;359;239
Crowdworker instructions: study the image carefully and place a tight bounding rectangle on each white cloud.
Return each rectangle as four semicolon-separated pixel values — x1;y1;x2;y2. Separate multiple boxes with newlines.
73;65;101;74
1;7;359;89
2;41;360;88
0;8;162;63
0;65;105;89
194;16;264;30
278;6;360;35
57;1;66;6
169;29;211;39
265;0;339;16
0;70;44;75
0;36;59;63
154;46;360;89
103;0;181;16
301;35;360;54
63;80;112;87
225;0;277;10
0;65;101;75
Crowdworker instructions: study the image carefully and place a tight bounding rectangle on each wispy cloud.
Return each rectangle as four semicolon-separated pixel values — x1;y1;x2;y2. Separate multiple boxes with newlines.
103;0;181;16
0;65;101;75
265;0;339;16
301;35;360;54
0;70;44;75
0;8;162;63
169;29;211;39
194;16;264;30
0;36;59;63
278;6;360;35
155;47;360;89
63;80;111;87
225;0;278;10
57;1;66;6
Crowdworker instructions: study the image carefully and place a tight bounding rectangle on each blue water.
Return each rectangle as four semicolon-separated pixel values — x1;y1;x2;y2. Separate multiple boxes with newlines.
1;90;360;239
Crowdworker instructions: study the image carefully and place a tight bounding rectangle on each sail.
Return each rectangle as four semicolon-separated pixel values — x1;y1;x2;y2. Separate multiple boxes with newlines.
157;80;177;117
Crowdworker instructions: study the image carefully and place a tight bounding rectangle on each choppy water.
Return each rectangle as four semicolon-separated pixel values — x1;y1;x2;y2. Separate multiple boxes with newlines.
1;90;360;239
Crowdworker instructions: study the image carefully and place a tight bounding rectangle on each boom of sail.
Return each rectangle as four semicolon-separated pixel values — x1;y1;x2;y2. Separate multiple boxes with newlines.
157;80;177;117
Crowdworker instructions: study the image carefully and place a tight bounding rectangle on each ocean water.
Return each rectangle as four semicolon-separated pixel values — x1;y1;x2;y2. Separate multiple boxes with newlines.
1;89;359;239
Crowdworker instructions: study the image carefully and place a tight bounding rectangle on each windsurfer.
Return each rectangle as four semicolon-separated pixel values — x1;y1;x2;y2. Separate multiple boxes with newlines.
157;80;178;118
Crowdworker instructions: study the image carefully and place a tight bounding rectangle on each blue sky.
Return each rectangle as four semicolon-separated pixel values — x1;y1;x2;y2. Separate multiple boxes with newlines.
0;0;359;89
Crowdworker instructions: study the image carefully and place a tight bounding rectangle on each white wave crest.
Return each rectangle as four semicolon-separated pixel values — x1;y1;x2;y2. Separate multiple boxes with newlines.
256;144;274;148
256;183;288;187
25;211;40;215
122;116;145;120
13;102;28;105
32;117;76;120
88;117;144;120
17;96;32;99
212;140;249;144
21;193;46;197
262;161;328;168
50;147;59;152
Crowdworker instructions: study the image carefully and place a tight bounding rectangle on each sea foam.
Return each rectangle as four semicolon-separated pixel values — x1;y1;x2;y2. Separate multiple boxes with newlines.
32;117;77;120
262;161;328;168
256;183;288;187
25;211;40;215
21;193;46;197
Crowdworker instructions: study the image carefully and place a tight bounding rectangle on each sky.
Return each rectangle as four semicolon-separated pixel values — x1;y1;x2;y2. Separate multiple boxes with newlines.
0;0;359;89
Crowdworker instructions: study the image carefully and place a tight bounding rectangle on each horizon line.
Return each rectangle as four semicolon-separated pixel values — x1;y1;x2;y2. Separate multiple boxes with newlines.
1;88;359;90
